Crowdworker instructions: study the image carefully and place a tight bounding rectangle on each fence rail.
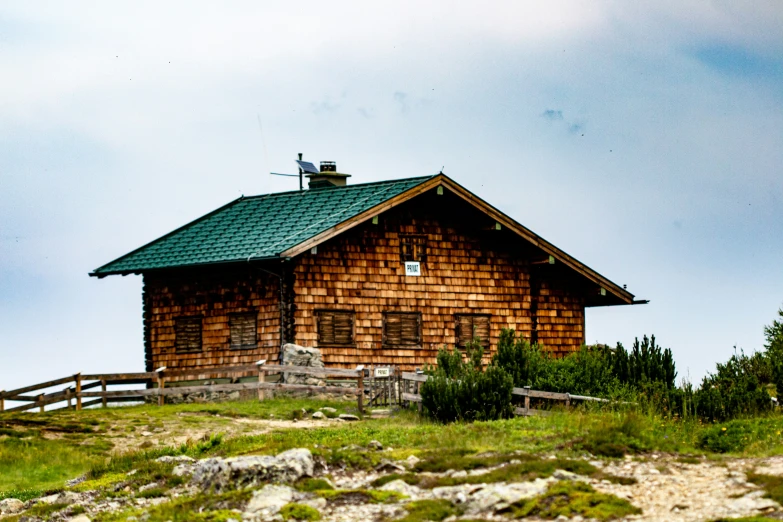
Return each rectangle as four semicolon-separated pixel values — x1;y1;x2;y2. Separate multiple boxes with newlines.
400;372;610;416
0;361;366;415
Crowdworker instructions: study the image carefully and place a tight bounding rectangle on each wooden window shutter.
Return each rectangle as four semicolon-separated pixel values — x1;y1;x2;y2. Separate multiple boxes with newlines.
175;316;202;353
316;310;354;346
456;314;491;349
400;235;427;263
230;313;257;350
383;312;421;347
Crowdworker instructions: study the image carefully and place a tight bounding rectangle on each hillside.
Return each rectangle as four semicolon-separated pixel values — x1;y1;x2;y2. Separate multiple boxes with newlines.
1;399;783;521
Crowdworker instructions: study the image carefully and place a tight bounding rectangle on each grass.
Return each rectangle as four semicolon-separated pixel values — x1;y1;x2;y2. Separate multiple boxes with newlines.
315;488;406;504
94;489;252;522
281;502;321;520
2;398;783;514
398;499;460;522
746;472;783;505
506;480;641;520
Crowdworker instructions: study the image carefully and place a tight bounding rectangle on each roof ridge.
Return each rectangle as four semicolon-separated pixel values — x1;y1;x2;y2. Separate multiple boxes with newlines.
240;174;437;200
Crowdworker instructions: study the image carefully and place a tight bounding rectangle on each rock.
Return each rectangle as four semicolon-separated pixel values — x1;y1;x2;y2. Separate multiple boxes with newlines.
281;344;326;386
141;431;153;437
0;498;24;515
339;414;360;421
462;479;553;514
552;469;578;481
368;440;383;451
245;484;294;516
138;482;161;493
156;455;196;464
66;475;87;487
312;411;325;419
729;493;778;512
70;515;92;522
376;460;406;474
320;407;337;413
191;448;314;491
379;479;420;497
405;455;421;469
301;497;327;510
451;470;468;478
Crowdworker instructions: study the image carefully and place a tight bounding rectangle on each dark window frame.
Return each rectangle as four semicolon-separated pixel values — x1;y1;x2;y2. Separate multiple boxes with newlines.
229;312;258;350
455;313;491;349
400;234;427;263
382;311;422;348
315;309;356;347
175;316;202;353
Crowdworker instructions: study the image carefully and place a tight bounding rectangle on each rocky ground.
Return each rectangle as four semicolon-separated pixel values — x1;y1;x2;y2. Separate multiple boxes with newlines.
2;438;783;521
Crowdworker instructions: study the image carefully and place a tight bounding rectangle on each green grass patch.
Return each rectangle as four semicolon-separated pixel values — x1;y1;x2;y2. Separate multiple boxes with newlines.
281;502;321;520
95;489;252;522
0;435;106;495
370;473;421;488
746;472;783;504
315;488;405;504
295;478;335;492
697;418;783;454
418;456;597;489
506;480;641;520
398;499;461;522
23;501;71;519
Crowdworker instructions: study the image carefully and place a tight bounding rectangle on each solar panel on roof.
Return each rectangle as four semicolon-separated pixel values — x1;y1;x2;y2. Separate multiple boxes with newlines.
295;160;319;174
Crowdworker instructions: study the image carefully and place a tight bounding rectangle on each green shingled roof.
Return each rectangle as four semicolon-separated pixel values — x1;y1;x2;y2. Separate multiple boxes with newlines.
91;176;434;276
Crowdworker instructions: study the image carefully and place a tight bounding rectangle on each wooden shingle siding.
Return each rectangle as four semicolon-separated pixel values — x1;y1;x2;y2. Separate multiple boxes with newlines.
145;268;280;371
292;192;585;370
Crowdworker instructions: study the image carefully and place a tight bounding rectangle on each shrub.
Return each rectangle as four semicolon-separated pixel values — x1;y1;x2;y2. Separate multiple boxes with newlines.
694;351;773;422
579;413;651;457
421;346;513;423
280;503;321;521
613;335;676;389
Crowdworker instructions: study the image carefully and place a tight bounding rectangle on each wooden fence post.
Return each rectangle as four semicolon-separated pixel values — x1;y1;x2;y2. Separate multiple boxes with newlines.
101;379;107;408
66;387;72;410
156;367;166;406
416;369;424;414
38;394;44;413
524;386;530;412
356;365;364;414
256;359;267;401
75;373;82;411
0;391;4;413
565;393;571;408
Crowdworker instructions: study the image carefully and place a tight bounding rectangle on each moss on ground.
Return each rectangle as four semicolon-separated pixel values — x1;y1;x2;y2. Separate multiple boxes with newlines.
506;480;641;520
280;502;321;520
397;499;461;522
95;489;252;522
314;488;405;504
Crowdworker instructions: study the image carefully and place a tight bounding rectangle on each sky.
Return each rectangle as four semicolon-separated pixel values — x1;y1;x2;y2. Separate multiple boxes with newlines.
1;1;782;393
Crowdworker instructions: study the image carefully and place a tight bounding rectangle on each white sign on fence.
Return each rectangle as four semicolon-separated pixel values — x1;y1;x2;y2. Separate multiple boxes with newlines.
404;261;421;276
374;367;391;378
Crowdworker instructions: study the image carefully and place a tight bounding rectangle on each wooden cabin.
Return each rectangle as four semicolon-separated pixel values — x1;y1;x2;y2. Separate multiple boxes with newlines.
91;165;645;371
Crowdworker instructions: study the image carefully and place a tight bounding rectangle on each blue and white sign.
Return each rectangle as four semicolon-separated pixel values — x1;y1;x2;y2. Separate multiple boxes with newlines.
404;261;421;276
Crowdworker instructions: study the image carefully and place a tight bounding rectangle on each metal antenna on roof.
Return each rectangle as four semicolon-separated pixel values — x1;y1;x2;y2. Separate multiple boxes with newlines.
270;152;311;191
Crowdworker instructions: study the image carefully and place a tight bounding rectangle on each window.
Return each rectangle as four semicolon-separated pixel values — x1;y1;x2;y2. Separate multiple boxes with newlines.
383;312;421;347
175;316;202;353
400;235;427;263
230;313;257;350
316;310;355;346
455;314;491;349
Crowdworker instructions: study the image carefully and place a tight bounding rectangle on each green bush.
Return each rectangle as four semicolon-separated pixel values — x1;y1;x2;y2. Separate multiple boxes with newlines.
421;345;513;423
694;351;773;422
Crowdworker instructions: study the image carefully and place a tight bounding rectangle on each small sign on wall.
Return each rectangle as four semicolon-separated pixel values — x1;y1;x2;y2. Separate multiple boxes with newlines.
404;261;421;276
374;367;391;378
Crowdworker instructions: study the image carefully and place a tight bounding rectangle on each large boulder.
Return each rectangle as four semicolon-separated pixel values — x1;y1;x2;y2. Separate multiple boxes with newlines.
281;344;326;386
0;498;24;515
190;448;314;492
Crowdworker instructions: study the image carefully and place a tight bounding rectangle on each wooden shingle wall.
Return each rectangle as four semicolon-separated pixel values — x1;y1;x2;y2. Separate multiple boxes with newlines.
292;191;585;370
144;268;281;371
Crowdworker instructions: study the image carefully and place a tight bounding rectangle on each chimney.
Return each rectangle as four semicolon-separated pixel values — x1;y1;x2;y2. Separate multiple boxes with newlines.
307;161;351;189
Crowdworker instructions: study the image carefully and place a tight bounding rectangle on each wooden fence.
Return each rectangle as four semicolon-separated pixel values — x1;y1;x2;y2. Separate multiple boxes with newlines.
400;371;611;416
0;361;366;414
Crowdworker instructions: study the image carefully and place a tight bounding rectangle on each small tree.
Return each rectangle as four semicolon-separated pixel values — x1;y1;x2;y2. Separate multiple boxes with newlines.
764;307;783;398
